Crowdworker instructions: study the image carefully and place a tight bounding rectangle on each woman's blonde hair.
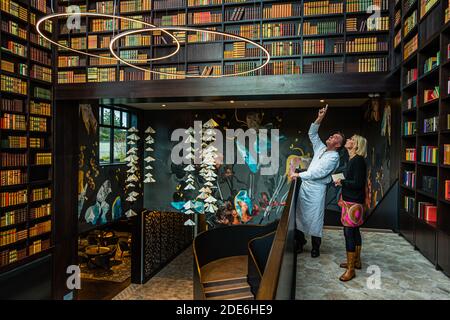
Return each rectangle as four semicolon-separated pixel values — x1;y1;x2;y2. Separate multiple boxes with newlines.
353;135;368;158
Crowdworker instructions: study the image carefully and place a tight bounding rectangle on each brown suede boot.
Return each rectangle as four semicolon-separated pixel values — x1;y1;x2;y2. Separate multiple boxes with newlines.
340;245;362;269
339;251;356;282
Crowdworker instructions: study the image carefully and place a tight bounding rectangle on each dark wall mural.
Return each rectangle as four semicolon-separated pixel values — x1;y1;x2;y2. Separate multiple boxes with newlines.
144;106;362;228
78;103;142;234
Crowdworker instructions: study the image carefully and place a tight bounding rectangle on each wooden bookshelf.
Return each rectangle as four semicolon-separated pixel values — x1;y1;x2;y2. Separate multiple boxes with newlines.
399;0;450;276
55;0;392;83
0;0;54;271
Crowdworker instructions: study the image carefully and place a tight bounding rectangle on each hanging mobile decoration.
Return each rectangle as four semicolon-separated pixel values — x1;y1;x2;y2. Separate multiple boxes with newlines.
198;119;219;215
125;127;140;217
181;127;200;226
144;126;156;183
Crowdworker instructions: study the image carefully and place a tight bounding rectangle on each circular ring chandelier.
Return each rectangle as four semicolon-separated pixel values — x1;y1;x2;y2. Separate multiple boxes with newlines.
36;13;181;62
109;27;271;78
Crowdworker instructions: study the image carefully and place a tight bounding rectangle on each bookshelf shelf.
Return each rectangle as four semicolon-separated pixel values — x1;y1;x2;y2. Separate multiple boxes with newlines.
402;108;417;114
417;189;438;200
401;184;416;192
440;199;450;205
417;161;438;167
417;218;438;229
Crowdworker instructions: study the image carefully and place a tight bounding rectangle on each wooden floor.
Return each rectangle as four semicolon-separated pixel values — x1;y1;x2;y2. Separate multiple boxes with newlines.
78;278;131;300
200;256;254;300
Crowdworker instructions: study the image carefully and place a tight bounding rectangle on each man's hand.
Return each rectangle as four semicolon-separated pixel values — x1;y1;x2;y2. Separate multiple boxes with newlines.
315;105;328;124
334;179;342;187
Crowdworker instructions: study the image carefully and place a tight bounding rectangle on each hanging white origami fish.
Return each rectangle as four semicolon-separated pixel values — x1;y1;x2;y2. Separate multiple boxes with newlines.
128;127;138;133
126;174;139;182
126;183;135;188
126;195;137;202
127;147;138;154
144;177;155;183
124;154;139;162
184;164;195;171
145;126;155;134
184;135;197;144
184;209;195;215
184;219;195;226
144;156;155;162
184;127;194;134
184;184;195;191
126;167;137;174
145;136;154;143
145;165;153;170
185;153;195;160
145;146;154;152
125;209;137;217
127;134;140;141
203;119;219;128
204;196;217;203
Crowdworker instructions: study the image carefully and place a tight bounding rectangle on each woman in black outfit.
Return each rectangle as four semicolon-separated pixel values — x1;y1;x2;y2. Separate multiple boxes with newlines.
335;134;367;282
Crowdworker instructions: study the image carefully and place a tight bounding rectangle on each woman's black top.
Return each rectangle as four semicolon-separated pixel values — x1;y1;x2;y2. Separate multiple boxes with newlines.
342;154;367;204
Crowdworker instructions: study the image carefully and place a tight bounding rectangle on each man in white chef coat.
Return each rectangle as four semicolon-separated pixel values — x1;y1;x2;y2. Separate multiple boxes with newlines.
291;106;344;258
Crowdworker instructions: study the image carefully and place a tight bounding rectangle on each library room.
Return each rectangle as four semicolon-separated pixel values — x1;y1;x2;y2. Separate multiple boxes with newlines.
0;0;450;304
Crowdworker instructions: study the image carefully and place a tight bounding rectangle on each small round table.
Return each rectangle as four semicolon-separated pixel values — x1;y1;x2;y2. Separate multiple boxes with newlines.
85;245;111;256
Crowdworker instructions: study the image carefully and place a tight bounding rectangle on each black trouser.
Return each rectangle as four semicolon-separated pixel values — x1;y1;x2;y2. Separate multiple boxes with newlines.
295;229;321;250
343;226;362;252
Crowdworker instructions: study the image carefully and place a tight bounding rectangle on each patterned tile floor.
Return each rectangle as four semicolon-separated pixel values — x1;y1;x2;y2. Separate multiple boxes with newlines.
296;228;450;300
113;229;450;300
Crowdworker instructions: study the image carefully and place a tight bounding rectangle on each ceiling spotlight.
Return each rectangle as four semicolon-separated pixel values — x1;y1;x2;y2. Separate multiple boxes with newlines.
230;100;235;104
162;104;167;107
320;100;325;103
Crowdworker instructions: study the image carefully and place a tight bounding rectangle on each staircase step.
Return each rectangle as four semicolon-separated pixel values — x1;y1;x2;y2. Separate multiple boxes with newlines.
203;276;248;288
204;282;251;298
207;290;254;300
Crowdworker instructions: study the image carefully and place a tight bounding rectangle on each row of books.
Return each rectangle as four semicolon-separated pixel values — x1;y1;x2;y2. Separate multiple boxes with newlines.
31;187;51;202
30;203;51;220
403;170;416;188
417;202;437;223
186;65;221;76
420;0;440;18
87;67;116;82
405;148;416;162
120;34;151;47
1;75;27;95
0;189;27;208
422;175;437;194
444;144;450;165
30;137;45;148
404;121;416;136
303;21;344;35
423;87;439;103
346;0;388;12
0;113;26;131
3;40;27;58
155;13;186;26
29;116;47;132
346;17;389;32
394;30;401;48
30;101;51;116
303;60;344;74
446;180;450;200
423;52;440;74
420;146;438;164
30;32;51;50
0;247;26;267
30;47;52;67
120;69;152;81
57;71;87;84
1;99;23;113
35;153;52;165
225;7;260;21
406;96;417;110
403;196;415;214
34;87;51;100
303;1;343;16
30;65;52;83
154;0;185;9
120;0;151;13
0;228;27;247
30;0;48;14
28;238;51;255
1;136;27;148
404;10;417;36
406;68;418;85
345;37;388;53
262;3;301;19
188;11;222;25
1;20;27;40
261;60;301;75
347;57;388;73
423;116;439;133
1;153;27;167
404;34;418;60
0;170;26;187
29;220;51;237
0;208;27;228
